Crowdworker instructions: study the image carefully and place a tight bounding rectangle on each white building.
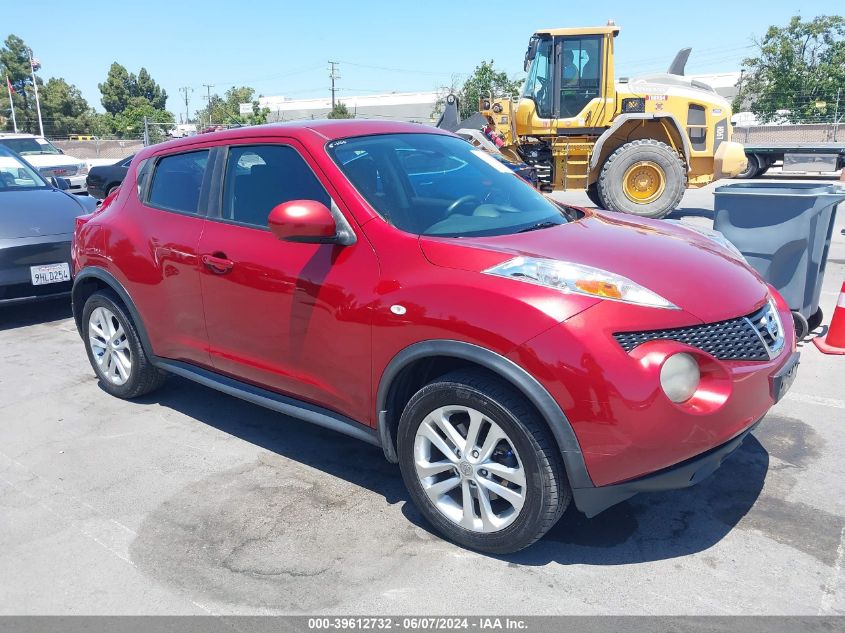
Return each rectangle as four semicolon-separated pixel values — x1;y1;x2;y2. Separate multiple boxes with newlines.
241;91;440;124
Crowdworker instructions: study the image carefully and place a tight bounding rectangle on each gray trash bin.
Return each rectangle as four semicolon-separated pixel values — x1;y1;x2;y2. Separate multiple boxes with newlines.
713;182;845;338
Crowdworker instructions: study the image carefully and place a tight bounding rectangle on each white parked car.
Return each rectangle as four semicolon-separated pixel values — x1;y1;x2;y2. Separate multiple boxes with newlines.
0;133;88;194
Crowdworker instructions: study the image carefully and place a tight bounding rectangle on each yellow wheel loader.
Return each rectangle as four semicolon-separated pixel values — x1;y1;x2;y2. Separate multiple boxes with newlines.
442;23;747;218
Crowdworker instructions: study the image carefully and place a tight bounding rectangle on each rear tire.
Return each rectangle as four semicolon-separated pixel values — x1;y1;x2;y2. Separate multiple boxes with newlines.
397;369;570;554
596;139;686;219
737;153;761;179
82;290;166;399
808;307;824;333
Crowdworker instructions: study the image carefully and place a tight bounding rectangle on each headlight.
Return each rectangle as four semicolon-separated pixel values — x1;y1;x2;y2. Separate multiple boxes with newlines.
484;257;678;309
660;353;700;403
665;220;746;262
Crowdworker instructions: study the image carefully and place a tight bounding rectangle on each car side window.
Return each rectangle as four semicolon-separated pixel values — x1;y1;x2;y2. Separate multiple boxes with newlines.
147;150;209;214
222;144;331;228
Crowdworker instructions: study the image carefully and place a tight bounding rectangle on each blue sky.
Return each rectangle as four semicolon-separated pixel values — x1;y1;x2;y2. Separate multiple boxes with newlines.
3;0;841;115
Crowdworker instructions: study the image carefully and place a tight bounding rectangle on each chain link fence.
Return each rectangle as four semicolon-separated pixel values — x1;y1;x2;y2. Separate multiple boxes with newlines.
49;137;144;163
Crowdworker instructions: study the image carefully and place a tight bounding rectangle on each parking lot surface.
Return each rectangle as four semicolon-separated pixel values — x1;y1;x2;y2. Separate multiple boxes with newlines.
1;176;844;615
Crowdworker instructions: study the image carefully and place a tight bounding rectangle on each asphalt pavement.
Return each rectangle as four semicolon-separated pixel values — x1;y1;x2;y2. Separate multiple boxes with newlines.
1;175;843;615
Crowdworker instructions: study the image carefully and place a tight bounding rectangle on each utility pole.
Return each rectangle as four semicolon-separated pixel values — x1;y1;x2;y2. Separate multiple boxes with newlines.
328;61;340;109
202;83;214;126
179;86;193;125
5;73;17;133
28;50;44;137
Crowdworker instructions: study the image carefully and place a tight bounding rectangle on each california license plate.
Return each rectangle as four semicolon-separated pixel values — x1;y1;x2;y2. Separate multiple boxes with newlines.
30;262;71;286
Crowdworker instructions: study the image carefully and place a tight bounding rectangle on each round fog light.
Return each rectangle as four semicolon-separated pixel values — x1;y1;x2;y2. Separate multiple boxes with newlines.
660;353;700;403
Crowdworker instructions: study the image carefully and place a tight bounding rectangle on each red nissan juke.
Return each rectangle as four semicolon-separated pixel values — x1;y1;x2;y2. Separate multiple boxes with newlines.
71;120;798;553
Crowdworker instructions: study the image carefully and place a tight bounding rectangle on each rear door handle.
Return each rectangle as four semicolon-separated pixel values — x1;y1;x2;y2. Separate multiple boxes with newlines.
201;253;234;274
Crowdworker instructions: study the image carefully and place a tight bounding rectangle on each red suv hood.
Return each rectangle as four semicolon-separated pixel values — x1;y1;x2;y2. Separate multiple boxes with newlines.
419;210;768;324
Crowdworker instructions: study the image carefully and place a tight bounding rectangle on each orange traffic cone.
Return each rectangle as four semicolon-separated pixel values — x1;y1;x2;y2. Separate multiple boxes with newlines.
814;281;845;355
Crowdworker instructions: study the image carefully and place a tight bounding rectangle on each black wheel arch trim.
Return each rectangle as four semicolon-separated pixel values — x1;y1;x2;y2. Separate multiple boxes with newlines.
589;113;692;174
376;339;595;489
72;267;155;359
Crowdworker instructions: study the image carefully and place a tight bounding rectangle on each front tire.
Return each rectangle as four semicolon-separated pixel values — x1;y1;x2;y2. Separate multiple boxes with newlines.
586;183;605;208
82;290;165;399
596;139;686;218
397;369;570;554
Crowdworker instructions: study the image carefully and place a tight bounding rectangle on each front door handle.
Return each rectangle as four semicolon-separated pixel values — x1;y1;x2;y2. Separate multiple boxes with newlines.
201;253;234;274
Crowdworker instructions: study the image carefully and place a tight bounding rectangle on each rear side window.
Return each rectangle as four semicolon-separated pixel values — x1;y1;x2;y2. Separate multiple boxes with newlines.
222;144;330;228
147;150;209;214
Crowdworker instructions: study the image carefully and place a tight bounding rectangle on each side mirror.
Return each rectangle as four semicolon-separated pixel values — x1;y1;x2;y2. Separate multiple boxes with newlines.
524;35;540;72
268;200;353;245
50;176;71;190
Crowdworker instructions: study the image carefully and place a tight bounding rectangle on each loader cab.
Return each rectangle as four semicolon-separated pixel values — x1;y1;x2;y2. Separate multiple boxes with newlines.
519;25;619;132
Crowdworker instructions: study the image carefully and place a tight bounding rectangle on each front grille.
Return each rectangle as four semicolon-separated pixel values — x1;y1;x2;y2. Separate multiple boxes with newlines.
614;301;784;361
40;164;79;177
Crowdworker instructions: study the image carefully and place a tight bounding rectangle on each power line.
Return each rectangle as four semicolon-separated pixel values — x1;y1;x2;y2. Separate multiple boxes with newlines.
336;59;471;77
207;64;323;87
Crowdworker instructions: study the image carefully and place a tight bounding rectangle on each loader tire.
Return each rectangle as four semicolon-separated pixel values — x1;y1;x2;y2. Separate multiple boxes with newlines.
596;139;686;219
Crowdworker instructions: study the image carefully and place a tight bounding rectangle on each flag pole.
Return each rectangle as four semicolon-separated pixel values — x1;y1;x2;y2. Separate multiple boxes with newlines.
5;74;17;134
28;50;44;137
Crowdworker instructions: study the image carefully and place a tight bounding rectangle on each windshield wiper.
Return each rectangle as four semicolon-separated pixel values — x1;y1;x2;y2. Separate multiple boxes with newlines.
517;221;560;233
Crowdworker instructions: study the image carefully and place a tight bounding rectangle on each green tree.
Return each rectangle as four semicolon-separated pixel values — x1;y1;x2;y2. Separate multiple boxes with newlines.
327;102;353;119
133;67;167;110
1;34;39;132
438;61;522;121
110;97;174;141
39;77;97;136
99;63;168;115
99;62;132;115
735;15;845;122
199;86;269;126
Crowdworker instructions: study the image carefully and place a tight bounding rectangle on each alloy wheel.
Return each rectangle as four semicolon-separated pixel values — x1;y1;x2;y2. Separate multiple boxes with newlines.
88;306;132;386
413;405;526;533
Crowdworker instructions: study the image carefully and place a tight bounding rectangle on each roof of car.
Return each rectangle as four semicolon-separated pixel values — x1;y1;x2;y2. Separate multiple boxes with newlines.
143;119;451;156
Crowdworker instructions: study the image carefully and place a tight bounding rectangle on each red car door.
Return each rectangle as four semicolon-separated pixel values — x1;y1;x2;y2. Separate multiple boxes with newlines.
197;140;378;423
119;148;212;366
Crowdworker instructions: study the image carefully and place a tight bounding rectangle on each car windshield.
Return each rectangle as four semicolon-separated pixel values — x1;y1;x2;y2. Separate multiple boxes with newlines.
0;149;49;191
327;133;569;237
0;137;62;156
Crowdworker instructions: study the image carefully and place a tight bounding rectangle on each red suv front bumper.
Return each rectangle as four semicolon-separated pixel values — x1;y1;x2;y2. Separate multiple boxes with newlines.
508;295;797;514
